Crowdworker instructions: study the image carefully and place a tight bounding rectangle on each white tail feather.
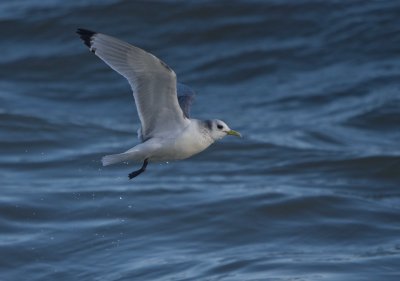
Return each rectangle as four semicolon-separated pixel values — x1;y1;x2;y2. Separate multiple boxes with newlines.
102;153;131;166
102;149;145;166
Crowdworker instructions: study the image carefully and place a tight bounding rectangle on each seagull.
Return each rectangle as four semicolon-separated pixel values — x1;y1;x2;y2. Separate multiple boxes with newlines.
76;28;241;179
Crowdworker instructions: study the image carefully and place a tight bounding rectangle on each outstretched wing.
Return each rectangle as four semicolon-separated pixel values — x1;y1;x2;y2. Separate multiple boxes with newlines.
77;28;190;139
177;83;196;118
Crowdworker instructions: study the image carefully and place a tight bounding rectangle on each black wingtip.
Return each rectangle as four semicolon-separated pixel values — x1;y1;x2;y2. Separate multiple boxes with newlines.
76;28;96;49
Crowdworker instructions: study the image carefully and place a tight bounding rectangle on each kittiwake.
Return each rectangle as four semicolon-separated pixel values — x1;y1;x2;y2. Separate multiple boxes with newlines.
76;28;241;179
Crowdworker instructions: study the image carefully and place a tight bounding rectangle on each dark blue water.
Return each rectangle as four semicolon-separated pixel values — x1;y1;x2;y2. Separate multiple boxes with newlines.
1;1;400;280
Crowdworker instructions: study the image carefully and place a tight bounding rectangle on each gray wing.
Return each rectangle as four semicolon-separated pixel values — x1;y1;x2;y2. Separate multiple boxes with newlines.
77;28;190;139
177;83;196;118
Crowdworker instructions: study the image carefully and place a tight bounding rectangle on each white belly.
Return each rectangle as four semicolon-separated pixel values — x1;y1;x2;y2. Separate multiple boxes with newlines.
149;122;214;162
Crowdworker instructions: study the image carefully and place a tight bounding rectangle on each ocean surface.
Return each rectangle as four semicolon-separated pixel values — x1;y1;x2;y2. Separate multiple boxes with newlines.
1;0;400;280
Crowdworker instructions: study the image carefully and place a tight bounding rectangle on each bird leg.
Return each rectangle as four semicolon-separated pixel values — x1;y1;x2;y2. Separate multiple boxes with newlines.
128;158;149;179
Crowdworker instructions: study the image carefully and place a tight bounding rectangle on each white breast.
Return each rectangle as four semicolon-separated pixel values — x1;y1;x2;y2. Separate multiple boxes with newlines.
150;119;214;162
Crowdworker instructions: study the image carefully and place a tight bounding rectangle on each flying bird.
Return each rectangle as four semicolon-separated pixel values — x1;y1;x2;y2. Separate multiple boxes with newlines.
76;28;241;179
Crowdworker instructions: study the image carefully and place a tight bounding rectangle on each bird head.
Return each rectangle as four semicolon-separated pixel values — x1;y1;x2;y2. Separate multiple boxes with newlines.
208;119;241;140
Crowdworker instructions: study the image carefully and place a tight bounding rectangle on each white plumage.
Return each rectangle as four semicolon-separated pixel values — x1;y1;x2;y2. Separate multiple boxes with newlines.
77;28;241;178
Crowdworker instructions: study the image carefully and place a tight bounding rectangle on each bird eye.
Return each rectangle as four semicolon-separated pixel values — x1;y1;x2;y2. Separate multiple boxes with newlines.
217;124;223;130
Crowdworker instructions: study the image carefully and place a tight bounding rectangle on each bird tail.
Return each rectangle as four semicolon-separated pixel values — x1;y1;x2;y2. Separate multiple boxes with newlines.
102;142;154;166
101;148;143;166
102;148;147;166
102;152;134;166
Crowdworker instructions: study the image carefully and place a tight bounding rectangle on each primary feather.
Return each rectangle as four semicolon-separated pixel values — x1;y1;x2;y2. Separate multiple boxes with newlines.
77;28;189;140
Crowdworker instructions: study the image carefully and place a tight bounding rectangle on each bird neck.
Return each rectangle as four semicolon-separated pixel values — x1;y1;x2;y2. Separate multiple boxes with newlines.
192;119;215;144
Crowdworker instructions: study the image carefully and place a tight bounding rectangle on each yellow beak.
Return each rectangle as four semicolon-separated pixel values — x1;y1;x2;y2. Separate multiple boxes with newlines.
226;129;242;137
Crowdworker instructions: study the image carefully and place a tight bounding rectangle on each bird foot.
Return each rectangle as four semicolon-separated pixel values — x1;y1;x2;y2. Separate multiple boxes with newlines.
128;169;144;179
128;159;149;179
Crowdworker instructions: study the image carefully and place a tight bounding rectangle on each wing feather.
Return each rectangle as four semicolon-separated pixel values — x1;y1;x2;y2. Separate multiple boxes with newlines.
77;28;189;139
177;83;196;118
